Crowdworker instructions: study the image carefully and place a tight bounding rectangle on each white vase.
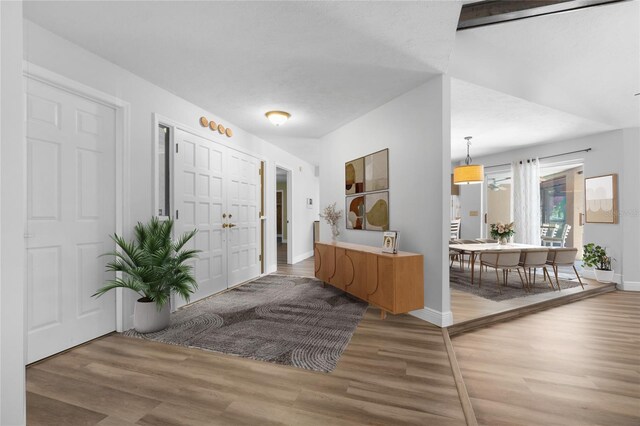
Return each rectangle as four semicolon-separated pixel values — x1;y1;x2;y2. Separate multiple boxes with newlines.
594;269;615;283
498;237;508;245
134;299;170;333
331;224;339;242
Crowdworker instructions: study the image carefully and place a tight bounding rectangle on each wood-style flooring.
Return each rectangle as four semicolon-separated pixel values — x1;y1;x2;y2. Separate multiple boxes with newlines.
451;291;640;426
26;253;640;425
450;266;610;324
275;242;315;277
27;311;466;426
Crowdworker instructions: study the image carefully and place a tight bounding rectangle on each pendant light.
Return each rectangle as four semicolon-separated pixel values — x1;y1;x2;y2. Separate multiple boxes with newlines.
453;136;484;185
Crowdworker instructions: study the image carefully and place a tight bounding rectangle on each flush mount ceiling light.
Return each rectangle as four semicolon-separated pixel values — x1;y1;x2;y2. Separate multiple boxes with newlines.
453;136;484;185
265;110;291;126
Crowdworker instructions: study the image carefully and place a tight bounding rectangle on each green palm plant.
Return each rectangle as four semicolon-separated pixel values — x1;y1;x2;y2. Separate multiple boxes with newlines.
93;217;200;308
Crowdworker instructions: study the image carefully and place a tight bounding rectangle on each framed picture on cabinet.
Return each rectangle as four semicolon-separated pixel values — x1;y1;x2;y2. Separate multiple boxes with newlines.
382;231;399;254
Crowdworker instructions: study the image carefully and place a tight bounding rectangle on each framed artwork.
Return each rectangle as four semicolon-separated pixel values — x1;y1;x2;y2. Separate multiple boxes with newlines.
382;231;399;254
346;195;365;230
345;157;364;195
585;174;618;224
364;149;389;191
364;191;389;231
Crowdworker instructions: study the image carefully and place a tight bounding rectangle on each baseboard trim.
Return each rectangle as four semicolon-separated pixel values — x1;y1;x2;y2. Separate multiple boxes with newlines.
618;281;640;291
410;307;454;327
292;250;314;264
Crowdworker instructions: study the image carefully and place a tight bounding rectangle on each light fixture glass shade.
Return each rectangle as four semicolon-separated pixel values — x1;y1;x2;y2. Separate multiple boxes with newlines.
453;164;484;185
265;110;291;126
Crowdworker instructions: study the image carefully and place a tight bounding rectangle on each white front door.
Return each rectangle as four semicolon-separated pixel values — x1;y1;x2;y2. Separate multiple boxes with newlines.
25;78;116;363
227;150;262;286
174;130;227;308
173;129;261;305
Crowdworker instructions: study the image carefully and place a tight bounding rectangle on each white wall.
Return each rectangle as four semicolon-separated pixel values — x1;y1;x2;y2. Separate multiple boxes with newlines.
466;129;640;288
621;127;640;290
319;76;452;326
1;3;26;425
23;20;319;329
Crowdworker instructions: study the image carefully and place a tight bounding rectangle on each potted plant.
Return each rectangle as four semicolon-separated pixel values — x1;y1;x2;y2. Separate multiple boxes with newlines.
93;217;200;333
582;243;615;283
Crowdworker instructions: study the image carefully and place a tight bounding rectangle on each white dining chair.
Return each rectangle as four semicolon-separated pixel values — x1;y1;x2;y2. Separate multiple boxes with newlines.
479;250;526;294
546;247;583;290
518;248;551;291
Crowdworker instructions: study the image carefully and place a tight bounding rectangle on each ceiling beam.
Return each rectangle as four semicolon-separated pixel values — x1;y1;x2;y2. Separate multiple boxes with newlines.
458;0;628;30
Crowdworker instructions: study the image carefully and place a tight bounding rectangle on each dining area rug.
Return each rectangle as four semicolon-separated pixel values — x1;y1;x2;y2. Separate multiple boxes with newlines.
450;266;584;302
123;275;368;373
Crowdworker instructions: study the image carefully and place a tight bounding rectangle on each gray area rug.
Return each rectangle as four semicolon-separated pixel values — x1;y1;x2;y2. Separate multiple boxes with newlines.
450;266;584;302
123;275;368;373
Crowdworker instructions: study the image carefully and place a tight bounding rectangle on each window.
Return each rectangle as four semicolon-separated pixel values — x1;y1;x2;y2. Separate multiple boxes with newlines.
157;124;170;217
540;176;567;226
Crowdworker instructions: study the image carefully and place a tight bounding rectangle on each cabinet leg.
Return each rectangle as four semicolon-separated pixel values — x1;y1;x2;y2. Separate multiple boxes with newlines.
380;310;387;320
322;281;326;288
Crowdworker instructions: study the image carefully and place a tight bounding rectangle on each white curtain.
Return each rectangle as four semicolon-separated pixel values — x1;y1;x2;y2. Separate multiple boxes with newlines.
511;158;541;244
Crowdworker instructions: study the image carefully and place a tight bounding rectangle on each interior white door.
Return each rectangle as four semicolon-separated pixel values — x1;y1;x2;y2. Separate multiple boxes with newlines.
227;150;262;286
25;78;116;363
173;130;261;303
174;130;227;308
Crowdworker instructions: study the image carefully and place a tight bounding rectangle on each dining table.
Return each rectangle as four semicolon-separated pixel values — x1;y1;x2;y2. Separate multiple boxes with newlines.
449;242;544;286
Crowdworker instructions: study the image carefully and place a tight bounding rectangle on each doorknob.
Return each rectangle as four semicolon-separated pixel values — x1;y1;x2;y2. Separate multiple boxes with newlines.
228;223;237;228
222;223;229;228
222;213;227;218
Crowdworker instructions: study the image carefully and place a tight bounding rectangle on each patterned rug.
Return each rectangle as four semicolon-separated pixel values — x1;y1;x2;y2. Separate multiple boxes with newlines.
123;275;368;373
450;266;584;302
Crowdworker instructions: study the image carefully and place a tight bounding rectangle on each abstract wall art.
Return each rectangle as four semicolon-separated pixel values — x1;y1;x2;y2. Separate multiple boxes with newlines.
364;191;389;231
364;149;389;191
345;157;364;195
585;174;618;224
346;195;365;230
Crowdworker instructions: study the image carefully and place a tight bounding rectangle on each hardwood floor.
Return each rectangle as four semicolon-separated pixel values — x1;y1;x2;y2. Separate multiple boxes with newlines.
451;291;640;426
27;310;466;426
26;251;639;425
451;270;610;324
275;242;315;277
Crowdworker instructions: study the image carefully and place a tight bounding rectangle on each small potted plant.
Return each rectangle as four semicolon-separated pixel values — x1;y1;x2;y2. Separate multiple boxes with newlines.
93;217;200;333
582;243;615;283
489;222;515;245
320;202;343;242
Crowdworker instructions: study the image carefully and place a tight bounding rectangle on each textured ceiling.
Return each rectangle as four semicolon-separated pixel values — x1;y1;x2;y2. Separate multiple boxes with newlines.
451;79;613;161
450;0;640;129
24;1;461;141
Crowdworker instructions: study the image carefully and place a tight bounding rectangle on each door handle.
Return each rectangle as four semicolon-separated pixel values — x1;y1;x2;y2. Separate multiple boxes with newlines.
222;223;229;228
228;223;237;228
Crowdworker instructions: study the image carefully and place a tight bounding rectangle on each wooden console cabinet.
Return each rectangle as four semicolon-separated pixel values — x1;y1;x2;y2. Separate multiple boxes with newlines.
314;241;424;318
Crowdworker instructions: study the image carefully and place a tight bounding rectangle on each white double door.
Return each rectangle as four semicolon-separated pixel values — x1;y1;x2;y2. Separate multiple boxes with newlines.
174;129;261;308
25;78;117;363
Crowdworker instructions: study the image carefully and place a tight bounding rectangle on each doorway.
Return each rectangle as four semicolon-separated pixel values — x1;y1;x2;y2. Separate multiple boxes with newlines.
173;129;262;308
276;167;292;265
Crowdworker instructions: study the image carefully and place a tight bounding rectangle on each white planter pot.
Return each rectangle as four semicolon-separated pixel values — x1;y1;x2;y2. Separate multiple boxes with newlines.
594;269;615;283
134;299;170;333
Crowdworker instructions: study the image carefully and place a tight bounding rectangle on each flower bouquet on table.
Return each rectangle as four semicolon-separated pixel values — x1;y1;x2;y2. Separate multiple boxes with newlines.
490;222;515;245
